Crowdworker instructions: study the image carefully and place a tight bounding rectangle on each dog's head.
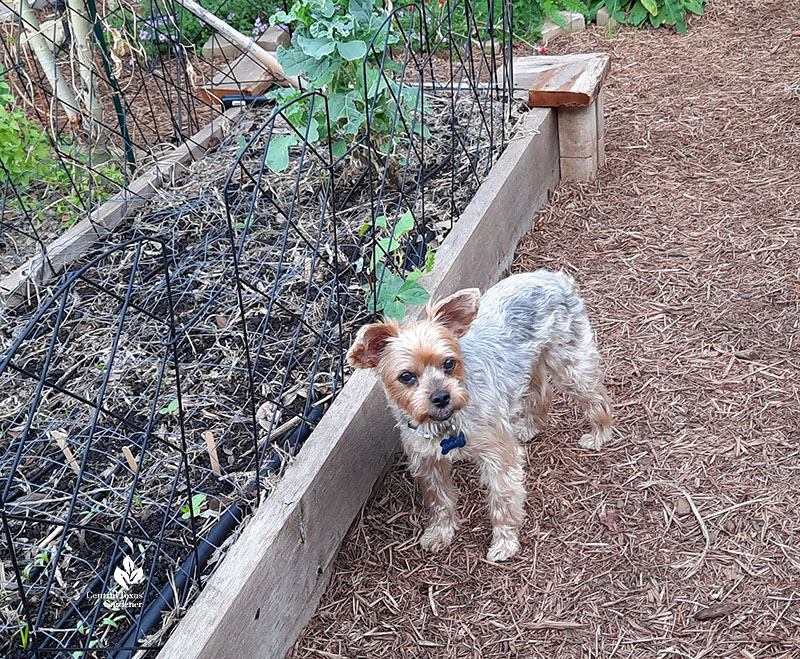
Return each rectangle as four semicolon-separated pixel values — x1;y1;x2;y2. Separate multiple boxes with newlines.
347;288;480;425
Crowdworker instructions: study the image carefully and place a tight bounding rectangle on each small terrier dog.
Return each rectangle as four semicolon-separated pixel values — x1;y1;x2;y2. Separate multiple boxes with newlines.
347;270;612;562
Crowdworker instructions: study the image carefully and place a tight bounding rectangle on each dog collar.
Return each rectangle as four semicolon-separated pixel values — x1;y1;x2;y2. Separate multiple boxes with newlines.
403;423;466;455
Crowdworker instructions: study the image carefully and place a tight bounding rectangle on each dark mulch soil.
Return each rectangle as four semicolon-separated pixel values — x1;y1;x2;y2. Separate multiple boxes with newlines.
289;2;800;657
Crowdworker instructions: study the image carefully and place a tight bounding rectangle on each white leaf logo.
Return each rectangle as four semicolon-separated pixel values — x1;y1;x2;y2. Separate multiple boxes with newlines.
114;555;144;590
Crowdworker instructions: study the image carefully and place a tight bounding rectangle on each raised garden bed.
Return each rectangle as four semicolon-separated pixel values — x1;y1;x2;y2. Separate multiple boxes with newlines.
0;8;533;653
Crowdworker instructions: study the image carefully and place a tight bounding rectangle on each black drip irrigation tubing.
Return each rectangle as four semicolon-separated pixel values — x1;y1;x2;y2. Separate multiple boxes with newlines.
251;402;326;486
109;402;325;656
111;503;243;659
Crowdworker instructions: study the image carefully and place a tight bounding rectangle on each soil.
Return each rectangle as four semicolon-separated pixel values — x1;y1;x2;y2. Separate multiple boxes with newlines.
289;2;800;657
0;69;515;655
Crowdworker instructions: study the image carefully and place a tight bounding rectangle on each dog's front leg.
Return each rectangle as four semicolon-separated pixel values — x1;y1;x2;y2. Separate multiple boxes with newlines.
413;456;460;552
477;433;526;562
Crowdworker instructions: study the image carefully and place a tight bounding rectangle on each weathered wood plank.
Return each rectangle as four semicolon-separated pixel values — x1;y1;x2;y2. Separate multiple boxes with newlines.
200;53;275;104
502;53;610;107
0;107;242;310
157;107;560;659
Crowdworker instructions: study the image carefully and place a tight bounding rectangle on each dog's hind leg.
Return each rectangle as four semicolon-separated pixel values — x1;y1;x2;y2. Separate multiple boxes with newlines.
545;316;613;450
515;361;553;443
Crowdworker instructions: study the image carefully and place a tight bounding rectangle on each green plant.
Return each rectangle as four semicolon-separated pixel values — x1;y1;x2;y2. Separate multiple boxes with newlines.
107;0;283;61
586;0;704;33
181;493;207;519
265;0;427;169
359;210;434;320
158;398;179;415
0;73;54;189
19;623;29;649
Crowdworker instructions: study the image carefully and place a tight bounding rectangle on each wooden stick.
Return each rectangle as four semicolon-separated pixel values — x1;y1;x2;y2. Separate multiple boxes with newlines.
173;0;301;89
122;446;138;473
14;0;81;119
51;431;80;474
203;431;222;475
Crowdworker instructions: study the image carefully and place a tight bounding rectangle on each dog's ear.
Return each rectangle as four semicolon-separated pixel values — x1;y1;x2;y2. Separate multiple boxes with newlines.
347;321;399;368
428;288;480;338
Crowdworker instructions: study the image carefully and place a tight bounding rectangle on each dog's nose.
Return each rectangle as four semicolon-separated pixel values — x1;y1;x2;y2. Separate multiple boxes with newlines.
430;390;451;409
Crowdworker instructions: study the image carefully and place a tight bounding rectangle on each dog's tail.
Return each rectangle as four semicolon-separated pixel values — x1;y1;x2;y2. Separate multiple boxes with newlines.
556;271;580;297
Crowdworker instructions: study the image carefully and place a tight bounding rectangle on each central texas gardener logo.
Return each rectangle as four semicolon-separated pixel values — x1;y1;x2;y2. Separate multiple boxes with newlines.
114;555;144;590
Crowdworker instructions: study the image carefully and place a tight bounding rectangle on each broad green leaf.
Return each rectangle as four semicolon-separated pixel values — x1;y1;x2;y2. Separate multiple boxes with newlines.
337;40;367;61
265;135;298;172
397;280;429;304
331;140;348;158
629;1;649;25
383;299;406;321
296;34;336;58
275;44;317;77
406;269;423;282
377;272;404;297
377;235;399;257
640;0;658;15
392;210;414;238
349;0;374;25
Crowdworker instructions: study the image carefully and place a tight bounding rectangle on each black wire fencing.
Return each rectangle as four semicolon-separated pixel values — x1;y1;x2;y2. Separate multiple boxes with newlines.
0;0;289;284
1;0;518;655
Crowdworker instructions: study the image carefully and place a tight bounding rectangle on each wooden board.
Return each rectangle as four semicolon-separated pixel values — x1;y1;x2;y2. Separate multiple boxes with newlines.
157;107;560;659
501;53;610;108
202;26;290;59
200;53;275;105
0;107;242;310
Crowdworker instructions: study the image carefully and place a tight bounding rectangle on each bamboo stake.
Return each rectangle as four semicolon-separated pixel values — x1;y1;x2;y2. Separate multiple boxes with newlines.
66;0;104;129
51;431;80;474
173;0;301;89
121;446;138;473
15;0;81;119
202;431;222;475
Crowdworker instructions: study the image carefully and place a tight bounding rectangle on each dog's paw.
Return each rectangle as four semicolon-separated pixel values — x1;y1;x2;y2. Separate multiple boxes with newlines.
486;531;520;562
578;431;611;450
420;522;458;552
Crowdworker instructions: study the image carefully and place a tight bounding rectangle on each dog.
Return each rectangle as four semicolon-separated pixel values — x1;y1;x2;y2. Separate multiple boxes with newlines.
347;270;613;562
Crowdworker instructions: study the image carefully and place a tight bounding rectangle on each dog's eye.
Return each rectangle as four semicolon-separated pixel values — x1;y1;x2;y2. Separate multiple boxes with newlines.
398;371;416;384
443;359;456;372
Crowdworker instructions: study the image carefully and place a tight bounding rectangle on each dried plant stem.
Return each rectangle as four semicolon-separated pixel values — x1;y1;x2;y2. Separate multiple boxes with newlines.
15;0;81;119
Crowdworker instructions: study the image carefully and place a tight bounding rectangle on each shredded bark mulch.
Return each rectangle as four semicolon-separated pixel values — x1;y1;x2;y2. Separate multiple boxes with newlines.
289;1;800;656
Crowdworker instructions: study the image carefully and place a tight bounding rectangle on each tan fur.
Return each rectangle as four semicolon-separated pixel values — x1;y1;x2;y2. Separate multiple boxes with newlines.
348;276;613;562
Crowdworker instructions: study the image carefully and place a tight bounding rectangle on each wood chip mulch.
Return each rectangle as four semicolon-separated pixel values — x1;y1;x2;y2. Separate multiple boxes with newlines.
289;2;800;656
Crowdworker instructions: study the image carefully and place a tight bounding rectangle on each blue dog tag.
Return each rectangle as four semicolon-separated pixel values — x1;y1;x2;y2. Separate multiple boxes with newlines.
440;431;466;455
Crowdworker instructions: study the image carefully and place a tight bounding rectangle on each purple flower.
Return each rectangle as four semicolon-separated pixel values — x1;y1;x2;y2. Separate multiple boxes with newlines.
255;16;261;25
277;23;287;31
227;11;235;19
139;29;150;40
199;20;206;27
129;57;135;65
158;33;167;42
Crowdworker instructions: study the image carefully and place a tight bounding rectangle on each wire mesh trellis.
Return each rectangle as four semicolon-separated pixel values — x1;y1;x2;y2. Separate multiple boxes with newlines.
0;0;289;282
2;0;517;655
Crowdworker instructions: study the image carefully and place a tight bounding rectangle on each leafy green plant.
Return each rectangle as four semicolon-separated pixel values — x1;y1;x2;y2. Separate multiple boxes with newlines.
159;398;179;415
107;0;283;60
265;0;427;169
586;0;704;33
181;493;207;519
0;73;54;189
19;623;29;650
1;68;123;223
359;210;434;320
